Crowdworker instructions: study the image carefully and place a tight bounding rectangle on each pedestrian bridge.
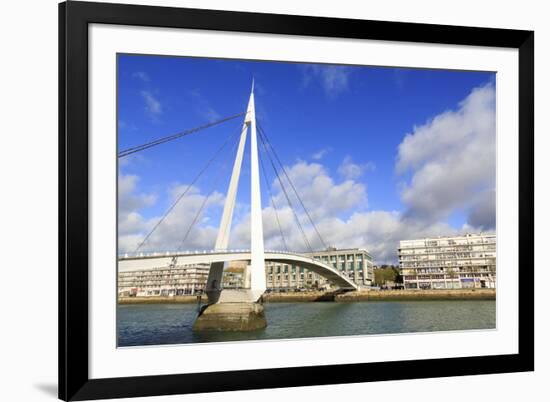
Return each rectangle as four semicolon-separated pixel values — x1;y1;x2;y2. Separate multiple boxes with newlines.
119;249;358;290
119;83;360;310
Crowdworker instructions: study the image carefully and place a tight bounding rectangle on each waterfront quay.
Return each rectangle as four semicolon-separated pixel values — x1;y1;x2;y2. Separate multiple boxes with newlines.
118;288;495;304
334;288;495;301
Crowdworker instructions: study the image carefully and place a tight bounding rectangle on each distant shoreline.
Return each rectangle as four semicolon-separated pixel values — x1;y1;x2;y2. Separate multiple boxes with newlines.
118;289;495;304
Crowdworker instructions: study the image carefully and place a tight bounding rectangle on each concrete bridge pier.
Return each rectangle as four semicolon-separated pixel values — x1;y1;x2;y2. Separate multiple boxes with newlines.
192;289;266;331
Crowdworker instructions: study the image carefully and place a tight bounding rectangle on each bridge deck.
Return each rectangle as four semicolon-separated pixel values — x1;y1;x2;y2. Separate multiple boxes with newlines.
119;250;358;290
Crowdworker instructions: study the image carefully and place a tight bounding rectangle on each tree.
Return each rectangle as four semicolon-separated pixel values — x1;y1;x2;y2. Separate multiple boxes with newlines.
374;266;402;286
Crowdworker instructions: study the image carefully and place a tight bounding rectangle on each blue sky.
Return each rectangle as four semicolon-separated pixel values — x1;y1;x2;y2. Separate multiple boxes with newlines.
118;54;496;262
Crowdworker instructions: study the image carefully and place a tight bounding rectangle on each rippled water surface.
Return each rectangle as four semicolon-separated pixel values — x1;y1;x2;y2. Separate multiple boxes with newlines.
117;300;495;347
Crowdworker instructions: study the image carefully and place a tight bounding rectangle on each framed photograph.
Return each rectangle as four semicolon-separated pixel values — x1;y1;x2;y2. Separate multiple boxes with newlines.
59;1;534;400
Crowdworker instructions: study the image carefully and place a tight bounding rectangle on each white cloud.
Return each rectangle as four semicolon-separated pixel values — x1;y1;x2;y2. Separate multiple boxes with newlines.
118;174;157;241
322;210;460;262
228;160;368;251
338;156;375;180
271;161;367;221
302;65;352;98
311;148;331;160
467;189;495;230
397;83;496;223
132;71;150;82
118;174;156;217
140;90;162;117
229;205;298;251
118;176;225;253
228;203;469;263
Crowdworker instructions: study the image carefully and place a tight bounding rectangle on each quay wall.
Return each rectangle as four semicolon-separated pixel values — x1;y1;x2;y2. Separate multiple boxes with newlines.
336;289;495;301
263;291;337;302
118;289;495;304
119;295;202;304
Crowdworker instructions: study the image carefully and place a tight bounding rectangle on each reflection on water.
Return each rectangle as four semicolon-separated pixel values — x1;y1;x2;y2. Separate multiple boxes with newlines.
117;300;496;347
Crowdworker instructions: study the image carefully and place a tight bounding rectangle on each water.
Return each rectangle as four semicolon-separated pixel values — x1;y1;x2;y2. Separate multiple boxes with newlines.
118;300;496;346
117;300;496;347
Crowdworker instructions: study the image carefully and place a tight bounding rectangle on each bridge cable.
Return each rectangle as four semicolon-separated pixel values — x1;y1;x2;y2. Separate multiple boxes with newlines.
171;128;243;266
258;141;289;252
258;128;314;254
133;127;242;254
257;122;328;251
118;112;246;158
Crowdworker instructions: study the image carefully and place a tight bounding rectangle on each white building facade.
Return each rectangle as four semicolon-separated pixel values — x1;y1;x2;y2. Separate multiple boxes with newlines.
399;233;496;290
118;263;211;297
266;248;374;290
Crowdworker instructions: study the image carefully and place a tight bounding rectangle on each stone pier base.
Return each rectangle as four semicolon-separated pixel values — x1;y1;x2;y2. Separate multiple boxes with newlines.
192;302;267;331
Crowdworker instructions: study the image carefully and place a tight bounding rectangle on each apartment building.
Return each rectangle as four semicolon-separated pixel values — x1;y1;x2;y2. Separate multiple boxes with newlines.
118;263;210;297
398;233;496;290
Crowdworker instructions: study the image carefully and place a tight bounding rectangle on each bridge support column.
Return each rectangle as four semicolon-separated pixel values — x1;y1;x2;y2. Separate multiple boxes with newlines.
193;301;266;331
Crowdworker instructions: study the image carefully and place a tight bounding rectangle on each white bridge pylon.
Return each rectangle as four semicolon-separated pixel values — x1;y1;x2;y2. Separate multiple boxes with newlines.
206;82;266;303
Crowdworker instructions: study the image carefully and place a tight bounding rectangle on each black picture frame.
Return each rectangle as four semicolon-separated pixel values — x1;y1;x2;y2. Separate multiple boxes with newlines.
59;1;534;400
